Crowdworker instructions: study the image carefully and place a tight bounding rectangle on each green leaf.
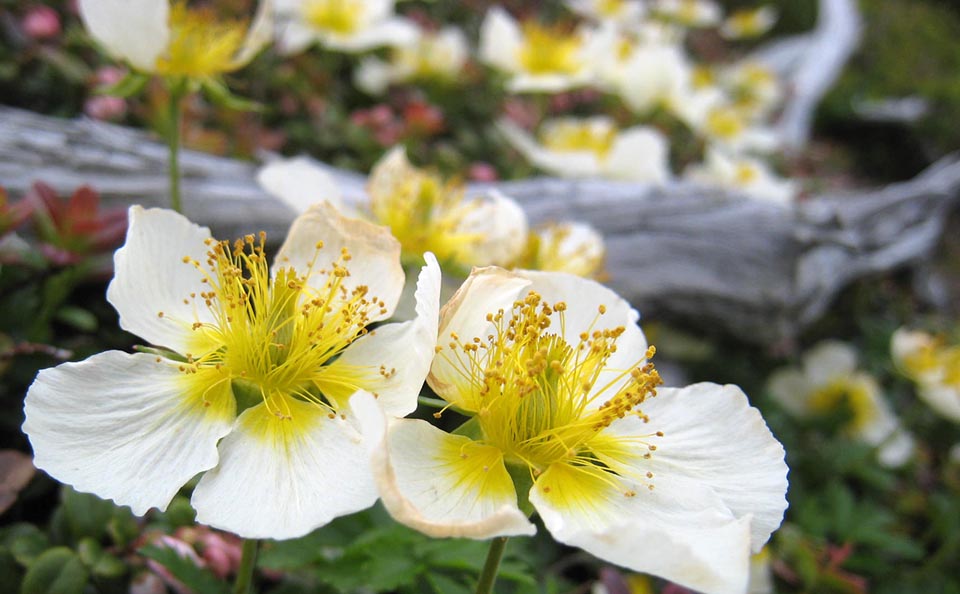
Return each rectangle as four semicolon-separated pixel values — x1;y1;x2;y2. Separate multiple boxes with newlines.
20;547;88;594
201;79;262;112
58;487;119;543
1;524;50;566
0;549;22;592
95;72;149;98
54;306;98;332
425;572;472;594
139;545;230;594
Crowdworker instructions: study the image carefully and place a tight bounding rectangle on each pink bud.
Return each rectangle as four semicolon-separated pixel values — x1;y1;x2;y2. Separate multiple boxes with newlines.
84;96;127;121
22;6;61;40
94;66;126;86
468;162;499;182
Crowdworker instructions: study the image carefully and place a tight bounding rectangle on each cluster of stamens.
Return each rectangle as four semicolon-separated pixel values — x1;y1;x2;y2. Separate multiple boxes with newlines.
158;231;384;419
438;291;662;491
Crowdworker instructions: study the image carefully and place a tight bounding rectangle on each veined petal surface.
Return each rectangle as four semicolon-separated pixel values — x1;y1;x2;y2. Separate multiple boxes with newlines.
531;464;753;594
323;254;441;416
274;201;404;322
79;0;169;71
192;398;377;539
353;393;536;539
23;351;235;516
107;206;217;354
622;383;788;549
428;267;531;409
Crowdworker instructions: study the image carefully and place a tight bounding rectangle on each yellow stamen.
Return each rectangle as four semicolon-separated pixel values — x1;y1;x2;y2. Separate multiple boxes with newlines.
304;0;363;34
156;2;249;77
517;24;582;76
168;231;382;434
437;291;662;480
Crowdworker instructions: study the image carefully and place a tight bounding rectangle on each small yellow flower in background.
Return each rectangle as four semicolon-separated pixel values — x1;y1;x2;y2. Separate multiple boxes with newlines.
891;328;960;423
479;7;602;93
566;0;647;26
353;267;789;594
367;148;529;272
23;204;441;539
259;149;530;275
685;147;796;205
79;0;271;79
522;222;606;279
720;60;784;120
274;0;417;54
498;117;671;184
768;340;915;467
720;6;778;40
651;0;722;28
355;25;470;95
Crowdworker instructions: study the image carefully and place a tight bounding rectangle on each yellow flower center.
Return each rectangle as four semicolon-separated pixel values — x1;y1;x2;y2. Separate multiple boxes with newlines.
304;0;362;34
166;232;387;421
706;107;745;140
517;24;582;76
523;224;604;279
726;8;769;37
540;122;617;158
734;163;759;185
155;2;249;77
903;339;960;387
597;0;626;18
371;170;482;271
438;292;662;477
808;378;877;431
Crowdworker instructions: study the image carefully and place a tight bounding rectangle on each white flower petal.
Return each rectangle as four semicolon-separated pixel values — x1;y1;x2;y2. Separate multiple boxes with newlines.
317;18;418;52
531;465;753;594
766;368;814;417
274;201;404;321
479;7;522;72
324;253;441;416
803;341;859;385
23;351;235;516
498;120;602;178
106;206;216;354
630;383;789;550
192;398;377;540
352;393;536;538
457;191;530;267
79;0;169;72
919;383;960;423
428;268;531;409
233;0;273;67
604;126;671;183
257;156;344;214
276;20;316;55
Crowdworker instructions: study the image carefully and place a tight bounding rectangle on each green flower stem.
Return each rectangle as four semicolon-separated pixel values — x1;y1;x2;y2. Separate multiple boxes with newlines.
232;539;259;594
166;84;185;214
475;537;509;594
417;396;448;409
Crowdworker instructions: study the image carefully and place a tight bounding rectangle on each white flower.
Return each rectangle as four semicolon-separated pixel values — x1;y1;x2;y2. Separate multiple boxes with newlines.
257;155;347;214
720;6;777;39
258;149;530;273
479;7;602;93
79;0;271;77
685;148;796;205
607;37;691;114
354;267;788;594
670;87;779;154
355;25;469;95
23;205;441;539
566;0;647;26
768;340;914;467
499;117;671;183
525;222;606;279
719;60;784;121
274;0;417;55
651;0;722;27
891;328;960;423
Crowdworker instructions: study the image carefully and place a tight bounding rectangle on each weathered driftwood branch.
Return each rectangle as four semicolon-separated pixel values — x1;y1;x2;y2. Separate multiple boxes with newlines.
1;106;958;345
753;0;863;151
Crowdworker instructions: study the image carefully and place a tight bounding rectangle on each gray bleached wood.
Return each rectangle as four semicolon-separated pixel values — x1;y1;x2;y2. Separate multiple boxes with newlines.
1;106;958;344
